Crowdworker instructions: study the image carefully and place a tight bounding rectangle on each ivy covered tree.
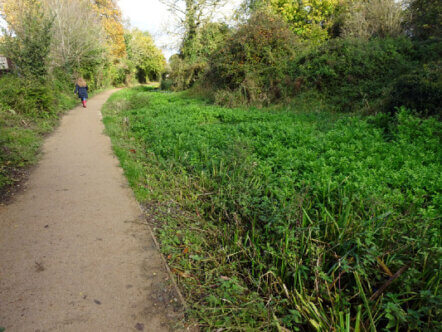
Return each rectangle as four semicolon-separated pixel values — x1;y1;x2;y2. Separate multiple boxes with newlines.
160;0;227;60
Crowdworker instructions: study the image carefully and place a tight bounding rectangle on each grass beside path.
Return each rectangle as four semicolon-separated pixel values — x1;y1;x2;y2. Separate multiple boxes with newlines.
0;99;76;198
0;88;108;200
102;86;441;331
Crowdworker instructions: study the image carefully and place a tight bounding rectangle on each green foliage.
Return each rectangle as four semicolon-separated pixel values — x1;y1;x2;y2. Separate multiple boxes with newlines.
192;22;231;60
291;37;416;111
1;0;53;79
167;55;209;91
164;23;231;91
0;74;76;190
0;75;56;116
407;0;442;40
160;78;174;90
205;10;299;105
103;88;441;330
387;61;442;117
109;60;133;86
167;0;227;60
125;29;166;83
0;72;76;191
269;0;341;42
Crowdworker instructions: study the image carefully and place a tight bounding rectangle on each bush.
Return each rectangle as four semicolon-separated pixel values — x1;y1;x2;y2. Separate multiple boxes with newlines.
168;56;209;91
407;0;442;40
164;23;230;91
290;37;416;111
0;75;56;116
205;9;299;105
386;62;442;117
160;78;173;90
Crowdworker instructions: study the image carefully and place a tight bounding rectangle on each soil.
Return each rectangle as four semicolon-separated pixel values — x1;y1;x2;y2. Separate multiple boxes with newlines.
0;90;185;331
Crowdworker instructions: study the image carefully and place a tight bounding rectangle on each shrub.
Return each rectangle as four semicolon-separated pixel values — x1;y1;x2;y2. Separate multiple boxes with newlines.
290;37;415;111
205;9;299;105
165;23;230;91
407;0;442;40
168;56;209;91
160;78;173;90
386;62;442;117
0;0;53;79
0;75;56;116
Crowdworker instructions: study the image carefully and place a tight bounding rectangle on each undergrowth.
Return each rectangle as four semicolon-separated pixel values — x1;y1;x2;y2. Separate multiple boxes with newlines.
0;73;103;192
102;86;441;331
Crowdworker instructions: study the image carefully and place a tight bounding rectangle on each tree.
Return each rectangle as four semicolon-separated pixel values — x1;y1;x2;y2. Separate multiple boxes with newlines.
268;0;341;42
92;0;126;58
407;0;441;40
160;0;227;59
193;22;230;59
44;0;106;70
126;29;166;82
0;0;53;78
0;0;27;27
342;0;404;39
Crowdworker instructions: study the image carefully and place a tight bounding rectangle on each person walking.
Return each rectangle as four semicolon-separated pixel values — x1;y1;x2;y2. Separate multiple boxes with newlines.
74;77;89;108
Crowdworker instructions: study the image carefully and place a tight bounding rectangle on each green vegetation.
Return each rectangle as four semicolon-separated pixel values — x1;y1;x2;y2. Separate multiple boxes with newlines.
103;87;441;330
0;74;77;189
0;0;165;193
163;1;441;119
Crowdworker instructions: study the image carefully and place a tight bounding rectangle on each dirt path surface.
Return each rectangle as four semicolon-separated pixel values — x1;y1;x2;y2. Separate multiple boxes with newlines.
0;90;183;331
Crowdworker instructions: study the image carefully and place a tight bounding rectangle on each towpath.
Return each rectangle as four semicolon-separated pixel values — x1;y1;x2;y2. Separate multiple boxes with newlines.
0;90;182;331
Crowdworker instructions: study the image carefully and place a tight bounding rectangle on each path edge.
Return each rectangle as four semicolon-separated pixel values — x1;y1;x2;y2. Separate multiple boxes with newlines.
98;92;195;330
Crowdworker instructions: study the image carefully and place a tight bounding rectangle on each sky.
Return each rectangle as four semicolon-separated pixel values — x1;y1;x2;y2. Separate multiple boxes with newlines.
117;0;242;59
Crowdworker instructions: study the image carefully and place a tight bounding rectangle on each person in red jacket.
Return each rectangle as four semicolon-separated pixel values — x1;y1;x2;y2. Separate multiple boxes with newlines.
74;77;89;108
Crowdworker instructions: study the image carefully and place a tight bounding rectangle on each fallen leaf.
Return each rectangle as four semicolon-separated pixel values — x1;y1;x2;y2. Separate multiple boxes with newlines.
182;247;189;254
171;268;192;278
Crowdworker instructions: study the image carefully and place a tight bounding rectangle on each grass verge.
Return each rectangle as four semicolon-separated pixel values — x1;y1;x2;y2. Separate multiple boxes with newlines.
102;86;441;331
0;84;107;200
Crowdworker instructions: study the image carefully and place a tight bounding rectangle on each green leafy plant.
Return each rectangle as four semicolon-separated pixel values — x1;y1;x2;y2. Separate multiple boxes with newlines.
103;88;441;330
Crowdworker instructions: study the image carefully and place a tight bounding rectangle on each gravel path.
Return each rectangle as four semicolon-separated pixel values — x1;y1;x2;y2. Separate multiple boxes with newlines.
0;90;182;331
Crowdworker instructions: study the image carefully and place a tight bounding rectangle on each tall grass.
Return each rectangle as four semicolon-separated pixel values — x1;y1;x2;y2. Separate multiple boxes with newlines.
103;87;441;330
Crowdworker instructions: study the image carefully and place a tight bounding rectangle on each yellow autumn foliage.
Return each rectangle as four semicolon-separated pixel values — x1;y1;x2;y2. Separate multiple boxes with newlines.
91;0;126;58
269;0;344;41
0;0;42;29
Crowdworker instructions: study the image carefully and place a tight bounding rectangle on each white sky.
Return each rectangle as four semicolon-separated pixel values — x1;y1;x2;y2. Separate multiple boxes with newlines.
117;0;242;59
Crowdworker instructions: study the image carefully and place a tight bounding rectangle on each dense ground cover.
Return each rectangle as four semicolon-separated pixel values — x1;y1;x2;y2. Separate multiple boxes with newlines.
0;75;78;192
103;86;441;331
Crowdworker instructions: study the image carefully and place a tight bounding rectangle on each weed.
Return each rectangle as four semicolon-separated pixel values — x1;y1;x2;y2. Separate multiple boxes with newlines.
103;88;441;330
